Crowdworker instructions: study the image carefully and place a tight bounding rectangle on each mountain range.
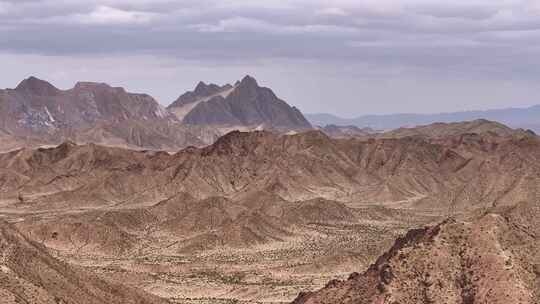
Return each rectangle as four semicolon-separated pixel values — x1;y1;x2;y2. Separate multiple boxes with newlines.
3;75;539;154
0;76;216;151
307;104;540;133
0;75;311;152
2;121;536;210
1;119;539;303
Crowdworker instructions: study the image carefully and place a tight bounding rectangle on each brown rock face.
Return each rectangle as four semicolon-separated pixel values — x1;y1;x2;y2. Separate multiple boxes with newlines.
292;202;540;304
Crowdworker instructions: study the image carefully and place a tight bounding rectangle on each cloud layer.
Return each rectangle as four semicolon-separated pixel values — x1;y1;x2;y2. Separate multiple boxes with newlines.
1;0;540;115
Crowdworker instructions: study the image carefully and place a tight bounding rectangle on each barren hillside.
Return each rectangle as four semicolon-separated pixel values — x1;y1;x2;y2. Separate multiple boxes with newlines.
0;220;167;304
0;121;539;303
292;201;540;304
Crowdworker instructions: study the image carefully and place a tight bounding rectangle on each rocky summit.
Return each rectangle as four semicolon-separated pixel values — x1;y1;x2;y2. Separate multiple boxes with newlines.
168;75;312;130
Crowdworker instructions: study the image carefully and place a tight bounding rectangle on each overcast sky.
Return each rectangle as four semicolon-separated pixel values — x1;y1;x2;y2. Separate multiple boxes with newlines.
1;0;540;117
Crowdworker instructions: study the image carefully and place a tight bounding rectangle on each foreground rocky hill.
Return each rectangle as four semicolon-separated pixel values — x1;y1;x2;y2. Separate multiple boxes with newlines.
292;200;540;304
0;220;166;304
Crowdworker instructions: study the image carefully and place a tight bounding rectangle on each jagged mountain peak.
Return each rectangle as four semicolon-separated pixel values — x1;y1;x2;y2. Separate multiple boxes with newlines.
195;80;207;89
194;81;222;96
168;80;230;109
173;75;312;130
238;75;258;88
15;76;60;96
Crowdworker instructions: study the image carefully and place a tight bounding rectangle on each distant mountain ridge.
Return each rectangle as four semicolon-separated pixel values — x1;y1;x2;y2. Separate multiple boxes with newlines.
167;75;312;130
0;75;314;152
0;76;219;151
307;105;540;132
4;75;537;151
379;119;535;139
169;81;233;109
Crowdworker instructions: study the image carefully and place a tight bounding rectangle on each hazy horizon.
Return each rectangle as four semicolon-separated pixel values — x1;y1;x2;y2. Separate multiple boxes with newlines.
2;0;540;117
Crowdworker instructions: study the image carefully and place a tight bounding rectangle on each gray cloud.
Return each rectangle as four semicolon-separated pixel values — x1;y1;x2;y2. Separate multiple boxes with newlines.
1;1;539;65
1;0;540;116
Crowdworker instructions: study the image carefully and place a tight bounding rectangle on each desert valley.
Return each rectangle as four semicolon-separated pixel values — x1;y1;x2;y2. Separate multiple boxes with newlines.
0;75;539;304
